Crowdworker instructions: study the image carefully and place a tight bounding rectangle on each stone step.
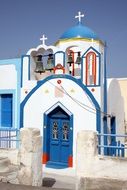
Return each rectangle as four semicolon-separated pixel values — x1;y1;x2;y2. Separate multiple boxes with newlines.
0;156;19;184
0;157;10;173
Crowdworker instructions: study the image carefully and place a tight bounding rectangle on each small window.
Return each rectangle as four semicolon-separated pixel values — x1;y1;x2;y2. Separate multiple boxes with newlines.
52;122;58;139
62;122;69;140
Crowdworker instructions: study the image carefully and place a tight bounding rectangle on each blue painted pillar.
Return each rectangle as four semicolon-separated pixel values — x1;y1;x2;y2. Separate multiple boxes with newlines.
103;43;108;155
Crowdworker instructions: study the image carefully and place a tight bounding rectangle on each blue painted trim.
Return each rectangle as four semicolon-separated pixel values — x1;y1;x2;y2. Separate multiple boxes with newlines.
82;46;101;56
99;54;101;86
14;60;21;130
21;55;30;87
54;51;65;67
81;54;83;83
21;56;23;87
0;58;21;65
103;44;108;155
45;101;72;116
43;113;48;153
0;90;15;128
28;55;30;80
81;46;101;86
98;133;127;137
70;114;73;156
20;74;101;132
110;116;116;144
46;161;68;169
0;127;19;131
84;84;100;87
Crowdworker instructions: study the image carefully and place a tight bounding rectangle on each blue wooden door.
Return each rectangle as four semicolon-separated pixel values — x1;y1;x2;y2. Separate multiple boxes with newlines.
49;118;70;166
1;94;12;127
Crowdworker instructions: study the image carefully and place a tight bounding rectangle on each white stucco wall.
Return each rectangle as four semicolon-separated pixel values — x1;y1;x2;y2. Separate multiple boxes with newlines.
26;44;58;81
107;79;125;137
77;130;127;184
23;77;97;169
118;78;127;131
56;39;102;53
57;40;104;111
0;65;17;89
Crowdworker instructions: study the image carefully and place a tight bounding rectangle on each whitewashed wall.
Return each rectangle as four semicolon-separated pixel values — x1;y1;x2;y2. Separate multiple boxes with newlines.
118;79;127;130
0;65;17;89
107;79;125;136
76;130;127;190
56;40;104;106
23;78;97;169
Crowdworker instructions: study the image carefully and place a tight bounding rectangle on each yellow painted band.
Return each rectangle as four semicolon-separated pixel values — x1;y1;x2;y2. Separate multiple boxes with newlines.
55;37;104;46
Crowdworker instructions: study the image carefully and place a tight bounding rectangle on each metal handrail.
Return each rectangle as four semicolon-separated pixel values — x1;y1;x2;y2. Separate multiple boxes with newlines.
98;133;127;137
0;138;20;142
98;145;126;149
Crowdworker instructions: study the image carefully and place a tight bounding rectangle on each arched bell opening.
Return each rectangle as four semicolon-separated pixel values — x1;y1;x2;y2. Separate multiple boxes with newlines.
65;46;82;78
30;48;54;80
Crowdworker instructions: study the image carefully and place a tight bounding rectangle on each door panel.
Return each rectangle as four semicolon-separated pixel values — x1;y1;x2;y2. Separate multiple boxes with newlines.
61;120;70;163
49;118;70;165
50;119;60;162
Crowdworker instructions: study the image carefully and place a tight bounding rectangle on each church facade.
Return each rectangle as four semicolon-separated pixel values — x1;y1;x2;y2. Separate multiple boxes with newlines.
0;12;125;172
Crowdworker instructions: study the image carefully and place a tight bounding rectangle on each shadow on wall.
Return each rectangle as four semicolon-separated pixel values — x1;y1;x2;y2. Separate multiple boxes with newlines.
107;78;125;135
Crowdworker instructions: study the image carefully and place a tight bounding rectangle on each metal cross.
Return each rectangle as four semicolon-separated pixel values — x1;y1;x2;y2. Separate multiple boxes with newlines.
75;11;84;23
40;34;48;45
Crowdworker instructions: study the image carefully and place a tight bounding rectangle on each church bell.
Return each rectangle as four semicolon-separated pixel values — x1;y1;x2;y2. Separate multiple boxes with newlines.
67;53;73;66
75;52;82;65
35;55;45;74
45;54;54;72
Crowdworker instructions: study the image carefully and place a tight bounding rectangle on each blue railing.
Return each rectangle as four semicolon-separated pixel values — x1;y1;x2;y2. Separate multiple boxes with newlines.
98;133;127;157
0;128;20;148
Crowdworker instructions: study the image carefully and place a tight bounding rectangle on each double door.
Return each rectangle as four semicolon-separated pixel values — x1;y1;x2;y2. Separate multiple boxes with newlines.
49;118;70;165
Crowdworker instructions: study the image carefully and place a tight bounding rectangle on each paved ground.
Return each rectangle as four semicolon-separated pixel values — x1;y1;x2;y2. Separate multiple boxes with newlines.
2;176;127;190
43;173;76;189
0;182;70;190
0;173;75;190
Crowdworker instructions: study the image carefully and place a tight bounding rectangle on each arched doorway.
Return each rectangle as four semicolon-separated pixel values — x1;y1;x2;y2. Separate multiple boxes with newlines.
43;103;73;169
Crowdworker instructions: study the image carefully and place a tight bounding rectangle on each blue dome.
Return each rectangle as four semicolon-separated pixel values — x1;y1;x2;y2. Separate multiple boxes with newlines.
60;23;99;40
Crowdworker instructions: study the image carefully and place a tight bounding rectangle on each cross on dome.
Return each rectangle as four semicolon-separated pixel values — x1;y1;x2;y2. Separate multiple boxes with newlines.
40;34;48;45
75;11;84;23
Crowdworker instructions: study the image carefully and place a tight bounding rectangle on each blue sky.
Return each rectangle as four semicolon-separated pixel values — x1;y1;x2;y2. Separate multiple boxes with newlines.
0;0;127;77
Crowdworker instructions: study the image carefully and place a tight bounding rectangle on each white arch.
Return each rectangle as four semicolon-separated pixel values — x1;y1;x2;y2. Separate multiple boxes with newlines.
45;101;72;116
27;44;59;55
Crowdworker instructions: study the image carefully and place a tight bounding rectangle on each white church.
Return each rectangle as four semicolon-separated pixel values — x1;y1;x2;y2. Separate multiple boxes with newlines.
0;12;126;172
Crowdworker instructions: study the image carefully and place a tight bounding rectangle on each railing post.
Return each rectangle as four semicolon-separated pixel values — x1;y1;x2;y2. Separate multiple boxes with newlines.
98;133;127;158
121;144;125;157
118;141;120;157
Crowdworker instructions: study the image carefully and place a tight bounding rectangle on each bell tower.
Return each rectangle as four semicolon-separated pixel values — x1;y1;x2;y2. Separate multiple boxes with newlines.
54;12;106;130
